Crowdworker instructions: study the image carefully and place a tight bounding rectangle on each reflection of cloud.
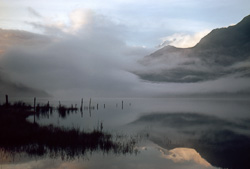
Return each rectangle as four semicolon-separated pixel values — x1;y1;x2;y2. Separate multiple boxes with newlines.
0;149;12;163
132;112;250;169
1;159;64;169
159;147;211;167
0;144;218;169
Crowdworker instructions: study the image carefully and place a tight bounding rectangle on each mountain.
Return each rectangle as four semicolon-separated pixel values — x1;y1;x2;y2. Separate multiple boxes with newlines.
197;15;250;50
0;29;51;98
0;76;50;98
133;15;250;83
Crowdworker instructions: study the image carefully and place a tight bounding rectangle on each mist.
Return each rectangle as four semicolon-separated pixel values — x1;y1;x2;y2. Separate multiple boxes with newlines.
0;9;154;98
0;9;250;99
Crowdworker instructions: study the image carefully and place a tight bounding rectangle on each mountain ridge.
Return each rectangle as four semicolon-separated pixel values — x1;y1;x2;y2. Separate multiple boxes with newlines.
195;15;250;49
133;15;250;83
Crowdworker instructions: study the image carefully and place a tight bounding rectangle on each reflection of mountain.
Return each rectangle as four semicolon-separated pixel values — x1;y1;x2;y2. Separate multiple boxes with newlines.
133;15;250;83
131;112;250;169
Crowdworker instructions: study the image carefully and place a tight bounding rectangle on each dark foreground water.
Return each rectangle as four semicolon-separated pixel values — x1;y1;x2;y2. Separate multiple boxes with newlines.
1;98;250;169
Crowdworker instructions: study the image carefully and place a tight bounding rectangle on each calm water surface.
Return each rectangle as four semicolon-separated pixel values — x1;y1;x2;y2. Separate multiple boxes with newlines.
1;98;250;169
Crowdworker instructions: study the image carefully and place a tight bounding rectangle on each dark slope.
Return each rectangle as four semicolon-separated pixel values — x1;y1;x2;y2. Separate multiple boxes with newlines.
134;15;250;83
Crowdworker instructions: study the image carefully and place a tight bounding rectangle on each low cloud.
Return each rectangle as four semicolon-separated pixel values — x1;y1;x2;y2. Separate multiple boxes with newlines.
0;28;51;55
0;9;153;98
1;9;249;98
133;46;250;84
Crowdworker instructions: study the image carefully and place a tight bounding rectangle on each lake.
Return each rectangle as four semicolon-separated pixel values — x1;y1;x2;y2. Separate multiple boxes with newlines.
1;97;250;169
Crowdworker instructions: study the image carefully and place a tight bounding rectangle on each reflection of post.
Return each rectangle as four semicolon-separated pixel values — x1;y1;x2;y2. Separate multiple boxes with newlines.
122;100;123;110
33;97;36;123
100;122;103;131
97;103;98;110
50;106;52;114
89;98;91;108
104;104;105;109
89;107;91;117
47;101;50;108
12;153;15;163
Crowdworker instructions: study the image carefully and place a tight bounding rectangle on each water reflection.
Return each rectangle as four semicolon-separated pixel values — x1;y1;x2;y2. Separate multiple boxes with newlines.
159;147;211;167
1;146;216;169
0;103;138;165
1;98;250;169
131;112;250;169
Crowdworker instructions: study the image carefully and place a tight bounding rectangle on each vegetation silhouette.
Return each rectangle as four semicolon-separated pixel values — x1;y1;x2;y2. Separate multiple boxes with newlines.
0;102;138;162
57;105;77;119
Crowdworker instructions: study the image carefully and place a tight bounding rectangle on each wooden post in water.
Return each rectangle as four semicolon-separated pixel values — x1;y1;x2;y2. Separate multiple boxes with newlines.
89;99;92;117
104;104;105;109
122;100;123;110
97;103;99;110
34;97;36;111
5;95;8;107
33;97;36;123
80;98;83;111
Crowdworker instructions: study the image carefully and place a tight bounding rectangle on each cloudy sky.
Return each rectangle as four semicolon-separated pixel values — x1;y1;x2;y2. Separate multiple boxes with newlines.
0;0;250;98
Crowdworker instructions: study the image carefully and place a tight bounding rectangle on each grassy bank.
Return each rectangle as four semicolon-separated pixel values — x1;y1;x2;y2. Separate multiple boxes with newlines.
0;102;137;160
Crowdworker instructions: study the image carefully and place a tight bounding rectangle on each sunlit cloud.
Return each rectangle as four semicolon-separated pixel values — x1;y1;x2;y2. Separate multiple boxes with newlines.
27;8;95;35
159;30;211;48
69;9;94;33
